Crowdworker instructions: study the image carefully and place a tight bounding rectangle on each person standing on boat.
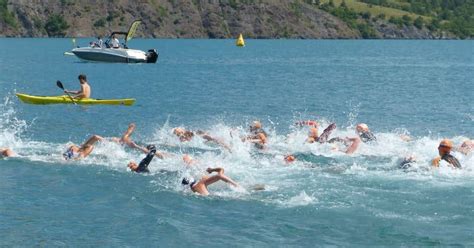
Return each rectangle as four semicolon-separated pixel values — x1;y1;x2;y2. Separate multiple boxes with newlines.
64;74;91;99
111;34;120;48
97;36;103;48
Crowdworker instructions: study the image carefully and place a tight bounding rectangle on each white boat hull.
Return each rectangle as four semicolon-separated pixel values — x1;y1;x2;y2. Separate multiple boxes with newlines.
71;47;158;63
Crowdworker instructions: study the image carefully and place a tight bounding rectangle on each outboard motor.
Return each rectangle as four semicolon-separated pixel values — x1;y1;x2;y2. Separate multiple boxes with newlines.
146;49;158;63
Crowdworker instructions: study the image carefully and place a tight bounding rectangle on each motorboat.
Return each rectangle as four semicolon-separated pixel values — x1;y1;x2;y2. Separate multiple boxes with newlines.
70;20;158;63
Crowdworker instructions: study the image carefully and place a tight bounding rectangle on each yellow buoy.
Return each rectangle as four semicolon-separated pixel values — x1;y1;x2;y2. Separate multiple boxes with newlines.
236;33;245;47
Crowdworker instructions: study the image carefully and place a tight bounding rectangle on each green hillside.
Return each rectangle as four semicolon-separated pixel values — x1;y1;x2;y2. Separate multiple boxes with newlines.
320;0;428;20
317;0;474;38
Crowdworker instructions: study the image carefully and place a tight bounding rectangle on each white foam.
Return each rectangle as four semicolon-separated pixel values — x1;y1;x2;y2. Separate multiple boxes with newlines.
2;96;473;206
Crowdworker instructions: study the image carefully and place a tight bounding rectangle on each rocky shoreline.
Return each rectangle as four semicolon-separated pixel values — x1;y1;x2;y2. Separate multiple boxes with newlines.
0;0;457;39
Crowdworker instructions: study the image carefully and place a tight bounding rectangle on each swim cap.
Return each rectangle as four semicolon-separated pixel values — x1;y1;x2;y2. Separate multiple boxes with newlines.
182;177;195;186
146;144;156;151
252;121;262;129
63;149;73;160
439;139;453;148
173;128;185;135
284;155;296;163
356;123;369;132
181;177;190;185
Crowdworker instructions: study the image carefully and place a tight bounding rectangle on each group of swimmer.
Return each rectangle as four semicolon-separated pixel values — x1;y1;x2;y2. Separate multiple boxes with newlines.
2;75;473;195
2;118;472;196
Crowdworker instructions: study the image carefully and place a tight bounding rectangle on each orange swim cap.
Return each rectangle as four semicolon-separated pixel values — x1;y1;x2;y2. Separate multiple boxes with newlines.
356;123;369;132
284;155;296;163
439;139;453;149
252;121;262;129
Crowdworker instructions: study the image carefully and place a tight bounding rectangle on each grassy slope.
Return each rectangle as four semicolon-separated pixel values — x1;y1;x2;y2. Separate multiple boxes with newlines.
320;0;429;20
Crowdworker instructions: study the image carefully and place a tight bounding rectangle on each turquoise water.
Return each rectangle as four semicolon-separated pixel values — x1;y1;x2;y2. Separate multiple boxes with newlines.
0;39;473;246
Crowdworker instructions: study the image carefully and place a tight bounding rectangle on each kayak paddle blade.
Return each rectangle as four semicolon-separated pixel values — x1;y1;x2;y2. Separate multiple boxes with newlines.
56;81;64;90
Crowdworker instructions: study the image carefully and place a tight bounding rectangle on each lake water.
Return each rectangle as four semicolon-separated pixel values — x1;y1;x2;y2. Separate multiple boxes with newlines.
0;39;473;246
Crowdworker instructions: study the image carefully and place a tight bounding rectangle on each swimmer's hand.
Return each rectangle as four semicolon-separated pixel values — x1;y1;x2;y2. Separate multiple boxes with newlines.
206;167;223;174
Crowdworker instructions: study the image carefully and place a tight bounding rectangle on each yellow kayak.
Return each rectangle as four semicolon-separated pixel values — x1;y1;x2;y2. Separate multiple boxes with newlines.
16;93;135;106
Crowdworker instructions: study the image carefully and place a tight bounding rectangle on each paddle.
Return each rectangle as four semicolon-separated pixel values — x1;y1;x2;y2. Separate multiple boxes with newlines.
56;80;77;105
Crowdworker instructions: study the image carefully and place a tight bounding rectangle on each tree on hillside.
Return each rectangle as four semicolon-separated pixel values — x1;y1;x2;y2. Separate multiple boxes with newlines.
45;14;69;37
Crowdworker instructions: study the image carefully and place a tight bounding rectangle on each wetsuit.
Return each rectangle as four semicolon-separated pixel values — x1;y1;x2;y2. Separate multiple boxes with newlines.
135;146;157;173
399;158;415;169
359;131;377;143
441;153;461;169
316;123;336;143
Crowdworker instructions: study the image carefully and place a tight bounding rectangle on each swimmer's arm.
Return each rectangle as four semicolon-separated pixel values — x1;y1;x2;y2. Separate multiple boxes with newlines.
345;137;360;154
432;157;441;167
137;145;164;159
203;135;231;152
206;167;224;174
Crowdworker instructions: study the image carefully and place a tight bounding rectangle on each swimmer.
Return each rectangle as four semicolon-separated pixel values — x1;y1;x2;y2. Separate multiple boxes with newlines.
173;128;231;151
63;135;103;160
181;167;239;196
284;154;296;163
249;121;268;137
295;120;319;127
456;140;473;155
244;121;268;149
432;139;461;169
112;123;140;148
306;127;319;143
128;145;157;173
307;123;336;144
182;154;195;166
356;123;376;143
328;137;361;154
112;123;164;159
246;132;267;149
0;148;14;158
399;155;416;169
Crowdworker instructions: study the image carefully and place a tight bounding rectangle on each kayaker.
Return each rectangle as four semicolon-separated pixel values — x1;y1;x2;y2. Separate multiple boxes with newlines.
173;127;231;151
112;123;164;159
432;139;462;168
64;74;91;99
63;135;103;160
0;147;14;158
127;145;157;173
181;167;239;196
